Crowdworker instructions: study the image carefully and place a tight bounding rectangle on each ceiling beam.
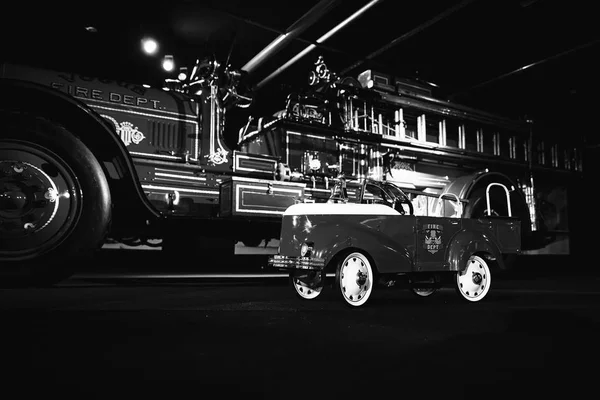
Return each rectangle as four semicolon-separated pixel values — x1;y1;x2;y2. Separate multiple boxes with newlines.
241;0;342;74
450;38;600;99
213;8;348;57
255;0;382;89
520;0;545;8
339;0;478;76
210;4;396;76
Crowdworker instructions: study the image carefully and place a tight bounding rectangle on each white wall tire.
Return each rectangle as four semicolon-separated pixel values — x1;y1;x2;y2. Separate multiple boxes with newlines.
456;255;491;302
289;270;324;300
335;251;374;307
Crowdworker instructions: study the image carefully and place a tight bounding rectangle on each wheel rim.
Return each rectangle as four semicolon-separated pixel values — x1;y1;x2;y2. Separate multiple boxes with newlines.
291;271;324;300
0;141;82;260
456;255;491;302
339;252;373;307
412;287;436;297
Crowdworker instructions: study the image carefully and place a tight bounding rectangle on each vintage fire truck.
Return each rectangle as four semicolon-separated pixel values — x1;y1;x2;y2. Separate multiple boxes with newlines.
0;57;291;283
268;178;521;307
0;55;551;284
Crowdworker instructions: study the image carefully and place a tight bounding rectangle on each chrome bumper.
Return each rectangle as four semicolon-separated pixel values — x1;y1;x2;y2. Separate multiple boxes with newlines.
268;255;326;271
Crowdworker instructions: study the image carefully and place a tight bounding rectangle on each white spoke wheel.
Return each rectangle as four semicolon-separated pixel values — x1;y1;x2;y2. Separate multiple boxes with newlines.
411;287;436;297
336;251;374;307
456;255;491;302
289;270;325;300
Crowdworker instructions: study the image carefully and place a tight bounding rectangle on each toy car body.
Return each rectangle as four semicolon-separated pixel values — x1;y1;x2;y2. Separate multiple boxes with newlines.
269;180;521;307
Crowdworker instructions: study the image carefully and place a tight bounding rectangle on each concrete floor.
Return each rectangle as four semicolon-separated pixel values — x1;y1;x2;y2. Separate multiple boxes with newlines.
1;262;599;399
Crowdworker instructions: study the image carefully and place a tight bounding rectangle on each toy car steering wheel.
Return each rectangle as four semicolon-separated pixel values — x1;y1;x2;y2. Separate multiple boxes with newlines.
393;196;414;216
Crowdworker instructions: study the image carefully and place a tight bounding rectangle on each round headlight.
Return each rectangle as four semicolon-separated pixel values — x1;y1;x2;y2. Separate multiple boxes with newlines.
309;158;321;170
300;243;309;257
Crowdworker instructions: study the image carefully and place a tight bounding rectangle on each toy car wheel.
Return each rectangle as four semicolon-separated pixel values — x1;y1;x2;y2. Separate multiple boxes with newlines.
455;255;491;302
411;287;437;297
335;251;374;307
289;270;325;300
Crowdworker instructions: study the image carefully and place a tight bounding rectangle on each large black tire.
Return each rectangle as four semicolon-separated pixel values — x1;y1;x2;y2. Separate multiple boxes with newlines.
0;112;111;285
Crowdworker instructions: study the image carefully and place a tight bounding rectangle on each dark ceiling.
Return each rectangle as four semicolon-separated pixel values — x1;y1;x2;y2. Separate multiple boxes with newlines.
2;0;598;136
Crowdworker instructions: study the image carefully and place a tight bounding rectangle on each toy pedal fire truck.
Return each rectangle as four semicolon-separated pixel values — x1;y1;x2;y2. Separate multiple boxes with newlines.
269;178;521;307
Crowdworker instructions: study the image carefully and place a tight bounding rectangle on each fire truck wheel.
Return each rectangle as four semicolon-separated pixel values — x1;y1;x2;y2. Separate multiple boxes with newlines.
289;270;325;300
0;112;111;285
455;255;492;302
335;251;375;307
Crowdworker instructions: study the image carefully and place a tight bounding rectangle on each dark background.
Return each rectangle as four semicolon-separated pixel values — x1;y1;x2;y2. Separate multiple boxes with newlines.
2;0;597;126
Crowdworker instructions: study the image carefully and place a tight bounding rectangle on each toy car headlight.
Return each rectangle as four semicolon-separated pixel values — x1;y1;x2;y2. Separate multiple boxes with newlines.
300;242;312;257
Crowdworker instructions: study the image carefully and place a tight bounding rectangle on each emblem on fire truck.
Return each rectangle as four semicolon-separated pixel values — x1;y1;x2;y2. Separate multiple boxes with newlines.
423;223;443;254
102;115;146;147
206;148;229;165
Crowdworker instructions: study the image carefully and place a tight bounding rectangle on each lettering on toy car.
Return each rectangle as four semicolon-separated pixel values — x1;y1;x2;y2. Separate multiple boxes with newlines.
423;223;443;254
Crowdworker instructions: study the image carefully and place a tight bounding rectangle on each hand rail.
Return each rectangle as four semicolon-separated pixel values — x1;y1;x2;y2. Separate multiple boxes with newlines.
434;192;462;217
486;183;512;217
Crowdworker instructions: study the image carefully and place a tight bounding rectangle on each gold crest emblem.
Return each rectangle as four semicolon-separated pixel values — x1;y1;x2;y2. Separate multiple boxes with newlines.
102;115;146;147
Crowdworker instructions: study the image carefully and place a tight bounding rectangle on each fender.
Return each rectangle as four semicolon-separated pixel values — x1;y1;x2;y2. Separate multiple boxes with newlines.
315;220;413;274
0;79;162;236
445;229;503;272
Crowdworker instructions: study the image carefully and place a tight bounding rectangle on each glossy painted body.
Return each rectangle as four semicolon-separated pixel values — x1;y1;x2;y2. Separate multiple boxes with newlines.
0;64;200;166
0;63;206;220
0;63;196;120
273;203;521;273
0;63;285;228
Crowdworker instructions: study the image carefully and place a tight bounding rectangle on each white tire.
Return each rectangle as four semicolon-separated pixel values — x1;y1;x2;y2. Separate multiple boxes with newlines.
335;252;374;307
456;255;492;302
290;271;324;300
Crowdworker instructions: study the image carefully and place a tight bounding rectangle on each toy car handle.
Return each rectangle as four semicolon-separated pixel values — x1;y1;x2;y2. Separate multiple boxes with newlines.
435;192;462;217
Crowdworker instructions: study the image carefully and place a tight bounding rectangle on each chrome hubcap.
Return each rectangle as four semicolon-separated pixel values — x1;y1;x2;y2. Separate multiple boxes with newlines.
340;255;371;303
0;161;61;231
472;272;483;285
0;143;80;259
292;271;323;299
457;256;490;300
